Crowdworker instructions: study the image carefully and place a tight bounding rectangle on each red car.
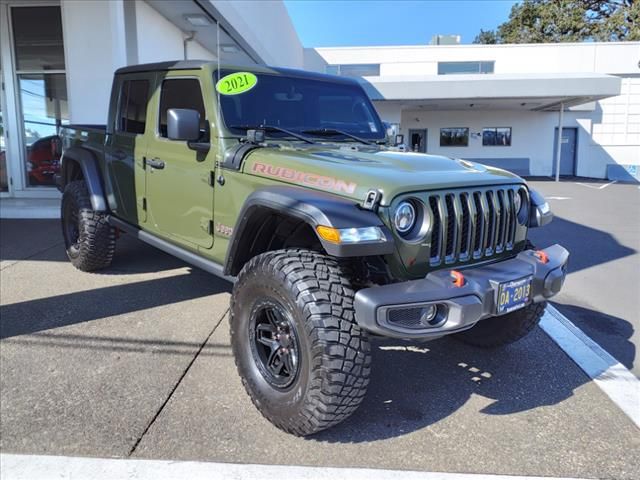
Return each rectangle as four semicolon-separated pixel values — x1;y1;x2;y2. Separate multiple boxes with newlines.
27;135;61;186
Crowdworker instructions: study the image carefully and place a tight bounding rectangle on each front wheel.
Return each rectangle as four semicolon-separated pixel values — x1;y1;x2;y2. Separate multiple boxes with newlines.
230;249;371;436
61;180;115;272
453;301;546;348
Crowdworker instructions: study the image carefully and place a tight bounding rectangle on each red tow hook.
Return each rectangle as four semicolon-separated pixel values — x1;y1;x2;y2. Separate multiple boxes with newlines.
534;250;549;264
450;270;465;287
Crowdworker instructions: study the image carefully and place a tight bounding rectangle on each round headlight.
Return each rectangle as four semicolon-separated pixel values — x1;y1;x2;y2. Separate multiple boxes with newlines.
515;188;529;224
394;201;416;235
514;190;522;214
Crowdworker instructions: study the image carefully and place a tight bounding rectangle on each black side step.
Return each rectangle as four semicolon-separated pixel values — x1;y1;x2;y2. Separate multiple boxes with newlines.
108;216;236;283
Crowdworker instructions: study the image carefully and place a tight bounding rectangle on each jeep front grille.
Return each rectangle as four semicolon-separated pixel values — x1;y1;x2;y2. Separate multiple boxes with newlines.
427;186;522;266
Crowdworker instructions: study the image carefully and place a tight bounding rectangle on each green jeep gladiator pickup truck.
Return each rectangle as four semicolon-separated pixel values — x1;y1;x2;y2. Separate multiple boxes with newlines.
57;61;568;436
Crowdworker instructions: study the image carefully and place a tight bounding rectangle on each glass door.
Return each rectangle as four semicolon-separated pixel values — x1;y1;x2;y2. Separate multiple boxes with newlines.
11;4;67;189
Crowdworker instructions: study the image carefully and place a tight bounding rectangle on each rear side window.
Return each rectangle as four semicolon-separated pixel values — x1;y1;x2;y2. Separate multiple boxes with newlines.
159;78;206;138
117;79;149;134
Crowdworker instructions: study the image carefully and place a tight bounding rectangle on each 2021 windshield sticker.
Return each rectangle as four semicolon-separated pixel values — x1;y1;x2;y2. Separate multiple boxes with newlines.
216;72;257;95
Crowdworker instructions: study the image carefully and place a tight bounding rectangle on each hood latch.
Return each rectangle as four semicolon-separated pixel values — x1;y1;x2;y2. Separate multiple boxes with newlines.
362;189;382;211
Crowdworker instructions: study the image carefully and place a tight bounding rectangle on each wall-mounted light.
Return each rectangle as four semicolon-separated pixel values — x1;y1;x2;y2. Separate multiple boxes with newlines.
184;14;213;26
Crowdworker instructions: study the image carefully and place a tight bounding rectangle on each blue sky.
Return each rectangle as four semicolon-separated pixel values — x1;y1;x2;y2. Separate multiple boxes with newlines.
284;0;518;47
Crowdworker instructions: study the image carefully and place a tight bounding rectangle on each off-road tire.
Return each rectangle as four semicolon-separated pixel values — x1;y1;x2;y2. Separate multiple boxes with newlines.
61;180;115;272
230;249;371;436
453;301;546;348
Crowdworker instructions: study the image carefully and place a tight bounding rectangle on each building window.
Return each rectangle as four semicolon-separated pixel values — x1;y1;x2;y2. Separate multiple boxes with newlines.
12;6;67;188
440;128;469;147
117;80;150;134
326;64;381;77
483;127;512;146
159;79;206;138
437;61;494;75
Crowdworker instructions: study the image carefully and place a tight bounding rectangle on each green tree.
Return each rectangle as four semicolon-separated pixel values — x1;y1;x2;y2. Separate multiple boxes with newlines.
473;0;639;44
473;29;498;44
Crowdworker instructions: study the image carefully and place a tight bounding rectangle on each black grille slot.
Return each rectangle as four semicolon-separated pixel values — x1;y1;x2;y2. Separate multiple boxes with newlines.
388;307;424;328
485;191;495;253
429;196;441;262
473;192;483;253
445;194;455;257
496;190;506;251
506;189;515;245
460;193;471;257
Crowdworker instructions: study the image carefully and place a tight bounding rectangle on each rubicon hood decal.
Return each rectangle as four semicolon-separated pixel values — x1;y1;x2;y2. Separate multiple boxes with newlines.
252;162;357;195
246;146;523;204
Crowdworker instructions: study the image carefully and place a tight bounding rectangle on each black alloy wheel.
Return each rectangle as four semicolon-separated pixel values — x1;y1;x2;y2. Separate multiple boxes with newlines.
62;198;81;258
249;299;300;389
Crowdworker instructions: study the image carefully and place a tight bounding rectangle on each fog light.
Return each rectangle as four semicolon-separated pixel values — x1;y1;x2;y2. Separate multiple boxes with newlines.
420;304;437;324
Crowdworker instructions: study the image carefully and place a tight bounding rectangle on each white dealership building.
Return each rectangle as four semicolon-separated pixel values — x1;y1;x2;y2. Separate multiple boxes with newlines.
0;0;638;217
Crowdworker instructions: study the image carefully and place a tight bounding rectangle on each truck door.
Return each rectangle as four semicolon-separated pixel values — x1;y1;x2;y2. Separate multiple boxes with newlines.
105;74;152;224
144;73;214;249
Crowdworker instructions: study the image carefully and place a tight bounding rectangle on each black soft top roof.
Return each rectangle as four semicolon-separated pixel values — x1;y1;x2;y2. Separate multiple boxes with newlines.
114;60;360;85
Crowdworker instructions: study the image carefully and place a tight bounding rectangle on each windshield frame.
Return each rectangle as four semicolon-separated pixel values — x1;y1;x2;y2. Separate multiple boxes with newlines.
213;69;386;143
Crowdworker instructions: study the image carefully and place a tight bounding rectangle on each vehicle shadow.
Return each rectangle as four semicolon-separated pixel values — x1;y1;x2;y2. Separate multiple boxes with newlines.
311;317;632;443
104;234;195;275
0;269;232;339
0;219;196;276
0;219;63;264
553;302;636;371
528;215;636;275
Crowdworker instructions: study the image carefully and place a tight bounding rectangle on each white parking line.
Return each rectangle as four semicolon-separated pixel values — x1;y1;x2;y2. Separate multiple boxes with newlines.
575;180;617;190
540;304;640;428
0;454;592;480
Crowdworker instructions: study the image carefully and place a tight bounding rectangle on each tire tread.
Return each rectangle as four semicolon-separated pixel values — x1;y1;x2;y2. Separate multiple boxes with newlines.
62;180;115;272
230;248;371;436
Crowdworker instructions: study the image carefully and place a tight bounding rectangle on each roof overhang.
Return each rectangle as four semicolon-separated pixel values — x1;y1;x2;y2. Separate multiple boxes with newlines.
360;73;622;111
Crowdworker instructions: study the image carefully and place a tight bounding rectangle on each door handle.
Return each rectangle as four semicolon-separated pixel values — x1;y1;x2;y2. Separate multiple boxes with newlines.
146;158;165;170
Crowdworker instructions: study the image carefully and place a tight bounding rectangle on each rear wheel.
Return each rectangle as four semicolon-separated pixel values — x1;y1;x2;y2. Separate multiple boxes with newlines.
453;301;546;348
61;180;115;272
230;249;371;436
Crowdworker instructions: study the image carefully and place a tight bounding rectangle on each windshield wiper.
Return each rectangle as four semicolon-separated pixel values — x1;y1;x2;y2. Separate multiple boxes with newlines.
301;128;373;145
229;124;315;144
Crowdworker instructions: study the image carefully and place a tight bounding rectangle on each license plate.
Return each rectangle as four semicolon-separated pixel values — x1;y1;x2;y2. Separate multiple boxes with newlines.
497;276;532;314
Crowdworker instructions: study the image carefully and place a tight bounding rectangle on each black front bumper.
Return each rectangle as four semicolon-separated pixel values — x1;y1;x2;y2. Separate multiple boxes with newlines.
354;244;569;339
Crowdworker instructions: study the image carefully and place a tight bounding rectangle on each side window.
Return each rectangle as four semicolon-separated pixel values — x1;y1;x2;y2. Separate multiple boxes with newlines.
159;78;206;138
117;79;149;134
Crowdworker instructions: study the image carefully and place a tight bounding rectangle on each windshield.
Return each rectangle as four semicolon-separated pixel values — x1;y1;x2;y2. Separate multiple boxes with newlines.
216;70;385;141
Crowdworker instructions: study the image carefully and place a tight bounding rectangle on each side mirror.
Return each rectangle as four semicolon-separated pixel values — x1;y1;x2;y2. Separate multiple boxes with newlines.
395;134;404;146
167;108;200;141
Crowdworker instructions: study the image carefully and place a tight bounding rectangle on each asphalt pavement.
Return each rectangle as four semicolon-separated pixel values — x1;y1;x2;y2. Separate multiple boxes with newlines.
1;180;639;478
527;179;639;376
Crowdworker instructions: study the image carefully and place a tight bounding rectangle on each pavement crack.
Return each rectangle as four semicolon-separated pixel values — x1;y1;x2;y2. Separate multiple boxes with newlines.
0;241;65;272
127;308;229;457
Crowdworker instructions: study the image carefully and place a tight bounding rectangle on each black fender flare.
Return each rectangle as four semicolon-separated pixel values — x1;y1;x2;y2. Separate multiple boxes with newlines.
224;186;395;276
59;146;108;212
528;188;553;228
